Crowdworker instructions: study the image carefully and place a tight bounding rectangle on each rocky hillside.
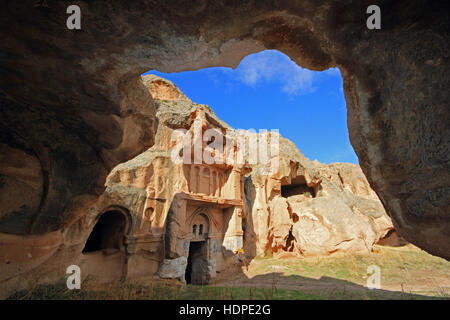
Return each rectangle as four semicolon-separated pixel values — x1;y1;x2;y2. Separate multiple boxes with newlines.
0;74;397;299
112;74;394;258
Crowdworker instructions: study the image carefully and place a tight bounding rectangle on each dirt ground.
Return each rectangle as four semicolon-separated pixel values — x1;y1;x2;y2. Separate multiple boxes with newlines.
212;245;450;299
8;244;449;300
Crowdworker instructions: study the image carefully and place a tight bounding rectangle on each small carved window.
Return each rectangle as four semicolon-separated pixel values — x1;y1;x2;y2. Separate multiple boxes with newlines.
199;224;203;235
192;224;197;235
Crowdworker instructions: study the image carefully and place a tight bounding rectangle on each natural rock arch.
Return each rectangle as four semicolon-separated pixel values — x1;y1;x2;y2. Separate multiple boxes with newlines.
0;0;448;263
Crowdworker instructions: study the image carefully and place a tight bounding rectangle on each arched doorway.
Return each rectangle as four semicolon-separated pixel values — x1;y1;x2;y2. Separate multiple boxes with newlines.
186;213;210;285
81;209;130;281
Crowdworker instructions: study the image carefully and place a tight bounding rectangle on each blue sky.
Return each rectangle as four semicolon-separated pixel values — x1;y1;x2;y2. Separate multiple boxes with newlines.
144;50;358;164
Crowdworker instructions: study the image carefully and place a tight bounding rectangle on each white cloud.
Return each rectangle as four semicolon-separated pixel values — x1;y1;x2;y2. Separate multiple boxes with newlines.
281;68;316;95
231;50;322;95
237;52;278;85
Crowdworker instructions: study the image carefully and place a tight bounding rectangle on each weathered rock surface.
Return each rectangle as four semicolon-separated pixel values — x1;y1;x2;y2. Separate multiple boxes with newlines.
0;1;448;297
0;73;417;298
244;133;393;258
113;76;394;259
158;257;188;280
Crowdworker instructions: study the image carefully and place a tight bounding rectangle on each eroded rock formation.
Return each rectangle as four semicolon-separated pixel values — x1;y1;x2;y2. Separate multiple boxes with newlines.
0;0;448;296
90;76;395;281
0;75;396;297
245;144;394;258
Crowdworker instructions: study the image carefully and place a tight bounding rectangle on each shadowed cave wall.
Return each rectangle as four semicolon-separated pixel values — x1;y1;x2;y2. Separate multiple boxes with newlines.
0;0;448;290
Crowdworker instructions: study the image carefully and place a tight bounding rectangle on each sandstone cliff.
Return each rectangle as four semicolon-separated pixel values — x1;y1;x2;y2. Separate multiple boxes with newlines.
110;75;394;259
0;1;448;298
0;74;396;298
244;150;393;258
1;1;448;263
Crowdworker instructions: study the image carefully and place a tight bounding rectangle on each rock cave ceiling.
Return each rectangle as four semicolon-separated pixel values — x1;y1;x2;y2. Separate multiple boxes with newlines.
0;1;448;259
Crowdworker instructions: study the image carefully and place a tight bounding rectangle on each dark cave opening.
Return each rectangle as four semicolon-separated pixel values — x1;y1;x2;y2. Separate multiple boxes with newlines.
281;174;316;198
281;183;316;198
82;211;126;253
185;240;208;285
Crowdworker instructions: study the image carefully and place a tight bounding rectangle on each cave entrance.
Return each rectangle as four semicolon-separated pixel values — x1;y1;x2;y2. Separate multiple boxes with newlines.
281;175;316;199
185;240;208;285
281;183;316;198
81;210;129;281
83;210;127;253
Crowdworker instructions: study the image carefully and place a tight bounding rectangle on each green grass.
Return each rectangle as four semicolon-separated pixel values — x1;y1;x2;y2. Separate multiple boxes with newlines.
7;245;450;300
8;281;331;300
251;245;450;288
9;280;445;300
